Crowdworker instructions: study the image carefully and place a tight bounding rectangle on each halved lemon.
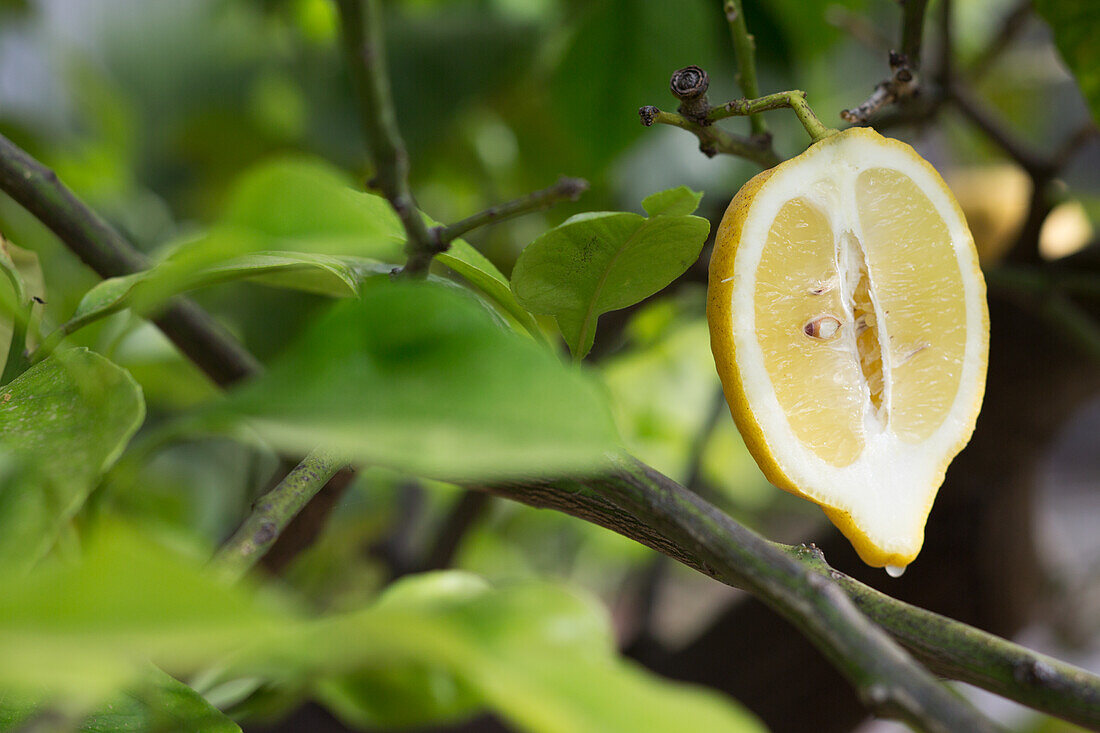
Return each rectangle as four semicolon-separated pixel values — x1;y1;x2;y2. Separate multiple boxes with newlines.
707;127;989;571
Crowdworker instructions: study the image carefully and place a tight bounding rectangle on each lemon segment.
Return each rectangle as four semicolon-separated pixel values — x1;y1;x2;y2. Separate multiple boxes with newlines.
708;128;988;569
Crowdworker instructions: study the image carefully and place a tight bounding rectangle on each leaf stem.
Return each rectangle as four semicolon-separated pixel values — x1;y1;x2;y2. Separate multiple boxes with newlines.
709;90;839;143
334;0;440;279
722;0;767;137
434;177;589;246
211;448;343;581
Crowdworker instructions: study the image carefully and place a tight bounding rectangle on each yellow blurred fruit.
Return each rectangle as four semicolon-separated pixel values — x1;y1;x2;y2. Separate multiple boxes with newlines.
947;164;1030;266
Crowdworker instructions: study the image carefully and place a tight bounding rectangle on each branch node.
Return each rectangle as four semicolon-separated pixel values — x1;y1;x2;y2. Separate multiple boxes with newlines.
841;49;920;124
1013;658;1058;687
670;65;711;124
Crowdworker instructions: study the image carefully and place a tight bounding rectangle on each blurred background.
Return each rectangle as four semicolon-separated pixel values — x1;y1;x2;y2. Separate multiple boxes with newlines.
0;0;1097;731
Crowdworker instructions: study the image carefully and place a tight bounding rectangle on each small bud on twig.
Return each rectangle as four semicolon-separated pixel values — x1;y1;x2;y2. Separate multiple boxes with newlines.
670;65;711;124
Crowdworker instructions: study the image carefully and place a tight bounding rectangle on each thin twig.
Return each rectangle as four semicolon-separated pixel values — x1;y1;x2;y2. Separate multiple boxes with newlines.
722;0;767;137
710;90;838;143
0;133;261;386
211;448;342;581
900;0;930;67
948;83;1052;178
486;459;1001;733
481;459;1100;729
840;0;928;124
639;107;780;167
418;491;491;574
826;5;893;53
433;177;589;246
334;0;439;279
967;0;1032;80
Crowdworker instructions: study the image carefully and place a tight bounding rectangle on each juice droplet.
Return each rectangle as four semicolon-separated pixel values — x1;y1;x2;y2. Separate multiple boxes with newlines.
885;565;906;578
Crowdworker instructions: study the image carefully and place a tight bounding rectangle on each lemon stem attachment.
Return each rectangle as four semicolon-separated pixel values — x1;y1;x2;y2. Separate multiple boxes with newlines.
641;72;839;166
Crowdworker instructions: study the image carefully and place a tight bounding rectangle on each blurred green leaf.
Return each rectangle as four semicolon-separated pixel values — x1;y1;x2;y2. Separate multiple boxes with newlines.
511;187;710;359
388;10;541;152
217;157;404;258
1034;0;1100;123
551;0;720;164
77;667;240;733
0;349;144;571
0;523;286;702
759;0;868;64
0;528;760;733
210;281;620;480
313;572;765;733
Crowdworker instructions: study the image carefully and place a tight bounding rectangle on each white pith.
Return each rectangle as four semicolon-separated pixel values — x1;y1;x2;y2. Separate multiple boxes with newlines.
730;134;987;560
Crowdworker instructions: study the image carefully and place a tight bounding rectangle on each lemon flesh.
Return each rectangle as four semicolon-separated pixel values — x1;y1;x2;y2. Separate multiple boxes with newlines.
708;128;988;569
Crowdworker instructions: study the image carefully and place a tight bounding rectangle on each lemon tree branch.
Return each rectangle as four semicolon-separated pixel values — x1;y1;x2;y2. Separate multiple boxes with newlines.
334;0;440;279
639;67;838;167
482;458;1100;730
485;459;1002;733
0;133;262;386
211;448;342;581
721;0;767;136
639;106;780;167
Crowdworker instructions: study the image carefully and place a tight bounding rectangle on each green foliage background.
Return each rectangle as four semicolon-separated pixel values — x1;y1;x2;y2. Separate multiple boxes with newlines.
0;0;1096;731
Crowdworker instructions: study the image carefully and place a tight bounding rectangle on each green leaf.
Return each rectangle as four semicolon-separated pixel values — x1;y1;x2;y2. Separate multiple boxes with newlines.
78;667;241;733
511;188;710;360
0;349;145;571
1034;0;1100;123
62;250;365;342
642;186;705;217
219;156;405;258
0;530;760;733
312;572;765;733
74;157;536;341
0;523;287;702
210;281;620;480
436;240;546;343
